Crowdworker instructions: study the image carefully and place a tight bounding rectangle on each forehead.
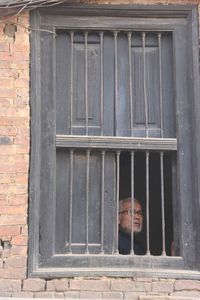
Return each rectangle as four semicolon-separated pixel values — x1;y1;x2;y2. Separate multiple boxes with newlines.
122;201;142;210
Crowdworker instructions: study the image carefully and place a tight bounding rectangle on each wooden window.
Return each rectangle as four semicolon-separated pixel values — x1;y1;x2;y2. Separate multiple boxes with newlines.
29;5;200;278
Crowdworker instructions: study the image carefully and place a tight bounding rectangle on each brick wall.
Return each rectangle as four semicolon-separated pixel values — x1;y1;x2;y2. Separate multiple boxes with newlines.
0;1;200;299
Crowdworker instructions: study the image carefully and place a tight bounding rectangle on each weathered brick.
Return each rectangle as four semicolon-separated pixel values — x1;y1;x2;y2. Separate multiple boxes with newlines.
23;278;46;292
0;292;12;297
79;291;102;298
54;292;65;298
34;292;55;298
64;291;80;298
111;279;150;292
12;292;34;298
102;292;123;298
0;269;11;279
8;268;26;279
152;279;174;293
124;292;147;299
70;279;109;291
46;279;69;291
172;291;200;297
1;248;10;258
175;279;200;291
0;279;21;292
4;255;27;268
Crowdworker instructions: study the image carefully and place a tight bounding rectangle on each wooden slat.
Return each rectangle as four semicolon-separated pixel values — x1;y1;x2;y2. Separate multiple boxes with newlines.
56;135;177;151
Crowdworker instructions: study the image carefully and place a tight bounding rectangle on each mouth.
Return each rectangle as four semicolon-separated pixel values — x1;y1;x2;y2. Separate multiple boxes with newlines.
133;222;140;227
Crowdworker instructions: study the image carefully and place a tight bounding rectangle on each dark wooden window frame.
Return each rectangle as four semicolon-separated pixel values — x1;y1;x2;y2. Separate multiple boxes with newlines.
29;4;200;278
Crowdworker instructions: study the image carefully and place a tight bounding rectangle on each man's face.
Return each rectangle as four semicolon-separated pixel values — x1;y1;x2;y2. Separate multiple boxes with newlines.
119;201;143;234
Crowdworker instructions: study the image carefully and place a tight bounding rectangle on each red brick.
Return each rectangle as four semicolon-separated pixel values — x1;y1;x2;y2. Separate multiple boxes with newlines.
0;42;9;52
14;78;29;88
0;279;21;292
9;194;28;205
47;279;69;291
0;117;13;126
10;44;29;53
0;174;14;184
14;135;30;146
0;69;19;78
0;98;13;106
4;255;27;268
0;127;17;136
70;279;109;291
0;225;20;236
0;205;27;215
12;235;28;246
10;245;27;255
0;183;13;194
0;89;16;98
14;184;28;195
20;225;28;235
0;215;27;225
23;279;46;292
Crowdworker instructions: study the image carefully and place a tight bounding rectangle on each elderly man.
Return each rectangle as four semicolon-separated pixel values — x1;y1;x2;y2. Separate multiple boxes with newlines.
118;197;145;255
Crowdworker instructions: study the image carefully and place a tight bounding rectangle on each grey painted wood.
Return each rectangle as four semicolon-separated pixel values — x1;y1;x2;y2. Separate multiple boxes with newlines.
56;135;177;151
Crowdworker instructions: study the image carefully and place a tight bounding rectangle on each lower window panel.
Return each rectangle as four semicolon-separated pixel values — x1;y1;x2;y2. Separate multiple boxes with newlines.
52;149;180;257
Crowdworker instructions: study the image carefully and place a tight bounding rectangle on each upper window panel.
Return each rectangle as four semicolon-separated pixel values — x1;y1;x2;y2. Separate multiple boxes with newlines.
56;30;175;138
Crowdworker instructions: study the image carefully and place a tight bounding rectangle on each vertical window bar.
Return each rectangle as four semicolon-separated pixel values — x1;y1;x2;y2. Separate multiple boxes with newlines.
146;151;150;255
128;32;133;137
158;33;164;138
85;149;90;254
100;32;104;136
68;149;74;253
100;150;105;254
130;151;135;254
85;32;89;136
160;151;166;256
115;150;120;254
114;31;118;136
70;31;74;135
142;32;148;138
